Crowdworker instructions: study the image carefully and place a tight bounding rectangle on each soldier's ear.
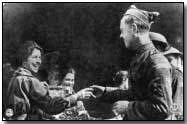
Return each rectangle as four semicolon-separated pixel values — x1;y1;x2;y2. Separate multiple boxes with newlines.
131;23;138;33
131;23;139;37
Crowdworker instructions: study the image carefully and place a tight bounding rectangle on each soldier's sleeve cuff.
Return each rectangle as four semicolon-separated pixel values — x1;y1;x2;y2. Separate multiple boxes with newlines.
124;101;134;119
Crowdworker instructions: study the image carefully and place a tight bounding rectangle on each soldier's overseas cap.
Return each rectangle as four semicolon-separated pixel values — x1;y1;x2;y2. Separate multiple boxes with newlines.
124;5;160;28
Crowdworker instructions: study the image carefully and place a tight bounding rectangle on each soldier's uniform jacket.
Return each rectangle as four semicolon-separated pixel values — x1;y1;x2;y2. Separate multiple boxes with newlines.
5;67;77;120
102;43;173;120
171;66;183;117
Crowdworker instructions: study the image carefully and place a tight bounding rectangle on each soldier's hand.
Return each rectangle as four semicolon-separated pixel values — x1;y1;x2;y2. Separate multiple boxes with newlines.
112;100;129;115
76;88;96;100
90;85;105;98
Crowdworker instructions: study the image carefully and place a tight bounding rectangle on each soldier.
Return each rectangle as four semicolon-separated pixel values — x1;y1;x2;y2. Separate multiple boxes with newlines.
149;32;183;119
91;5;173;120
149;32;183;72
164;47;183;73
149;32;170;52
4;41;95;120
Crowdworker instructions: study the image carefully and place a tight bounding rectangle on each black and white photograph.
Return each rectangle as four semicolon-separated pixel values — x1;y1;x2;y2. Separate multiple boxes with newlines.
2;2;184;120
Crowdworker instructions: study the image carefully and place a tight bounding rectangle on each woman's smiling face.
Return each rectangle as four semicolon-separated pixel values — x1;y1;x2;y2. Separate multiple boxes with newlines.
25;48;42;73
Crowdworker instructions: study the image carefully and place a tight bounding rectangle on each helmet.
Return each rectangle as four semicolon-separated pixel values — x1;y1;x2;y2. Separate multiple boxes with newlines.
149;32;170;51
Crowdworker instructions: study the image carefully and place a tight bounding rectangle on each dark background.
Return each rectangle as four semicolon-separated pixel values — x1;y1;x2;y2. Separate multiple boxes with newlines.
3;2;183;89
3;3;183;89
2;3;183;119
